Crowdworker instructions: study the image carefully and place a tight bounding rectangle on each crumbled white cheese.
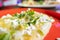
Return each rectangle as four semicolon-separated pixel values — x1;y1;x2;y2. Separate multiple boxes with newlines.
6;14;12;17
49;17;55;22
12;19;18;28
4;19;11;24
41;22;51;34
1;14;12;19
20;19;25;24
21;11;25;13
13;31;24;40
1;16;7;19
39;13;55;22
24;30;32;35
24;24;36;35
30;24;36;30
40;14;49;22
36;33;42;40
14;31;24;37
0;27;8;33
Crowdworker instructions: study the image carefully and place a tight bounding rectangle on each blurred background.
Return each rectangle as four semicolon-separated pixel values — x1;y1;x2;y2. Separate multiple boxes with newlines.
0;0;60;13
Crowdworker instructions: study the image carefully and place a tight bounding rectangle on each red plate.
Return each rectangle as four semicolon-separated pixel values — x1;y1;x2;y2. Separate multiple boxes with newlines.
0;8;60;40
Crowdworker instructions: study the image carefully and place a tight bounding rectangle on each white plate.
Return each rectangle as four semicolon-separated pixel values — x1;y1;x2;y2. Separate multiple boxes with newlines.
18;4;59;8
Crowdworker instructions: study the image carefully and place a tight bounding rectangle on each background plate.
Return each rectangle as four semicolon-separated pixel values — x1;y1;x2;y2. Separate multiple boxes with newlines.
18;4;59;8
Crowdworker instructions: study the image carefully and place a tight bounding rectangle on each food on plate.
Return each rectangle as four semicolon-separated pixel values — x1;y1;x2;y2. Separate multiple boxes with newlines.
22;0;45;5
0;9;54;40
22;0;36;5
49;1;60;5
22;0;60;6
